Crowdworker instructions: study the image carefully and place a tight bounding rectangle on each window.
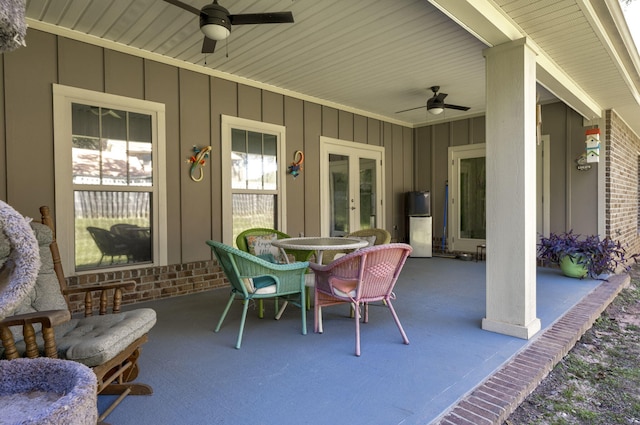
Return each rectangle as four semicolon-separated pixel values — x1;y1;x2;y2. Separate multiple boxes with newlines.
53;85;167;273
221;116;286;245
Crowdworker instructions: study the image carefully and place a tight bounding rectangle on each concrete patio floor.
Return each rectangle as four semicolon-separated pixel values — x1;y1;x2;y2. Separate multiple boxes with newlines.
98;256;628;425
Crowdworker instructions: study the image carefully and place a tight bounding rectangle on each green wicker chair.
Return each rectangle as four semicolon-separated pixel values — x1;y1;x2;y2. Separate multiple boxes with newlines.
236;228;314;263
206;240;308;349
236;228;315;311
321;228;392;264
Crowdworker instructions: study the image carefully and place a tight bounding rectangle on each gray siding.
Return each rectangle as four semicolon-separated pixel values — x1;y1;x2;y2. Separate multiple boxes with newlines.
0;29;413;269
413;102;598;247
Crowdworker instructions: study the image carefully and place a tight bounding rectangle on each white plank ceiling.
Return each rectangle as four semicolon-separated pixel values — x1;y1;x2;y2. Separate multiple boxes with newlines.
23;0;640;131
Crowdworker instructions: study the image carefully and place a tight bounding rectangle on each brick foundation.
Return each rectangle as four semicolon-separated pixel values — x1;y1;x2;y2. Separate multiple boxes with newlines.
64;260;227;314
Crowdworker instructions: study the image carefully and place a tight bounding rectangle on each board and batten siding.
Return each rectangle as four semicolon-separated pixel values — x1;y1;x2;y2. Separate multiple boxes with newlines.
0;28;414;310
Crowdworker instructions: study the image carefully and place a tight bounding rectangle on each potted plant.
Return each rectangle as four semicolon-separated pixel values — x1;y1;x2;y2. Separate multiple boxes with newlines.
537;231;638;279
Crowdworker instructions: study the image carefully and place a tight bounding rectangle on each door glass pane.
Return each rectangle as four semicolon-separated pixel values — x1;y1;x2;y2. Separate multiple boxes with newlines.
359;158;376;229
329;154;349;236
232;194;276;245
459;157;486;239
74;190;152;270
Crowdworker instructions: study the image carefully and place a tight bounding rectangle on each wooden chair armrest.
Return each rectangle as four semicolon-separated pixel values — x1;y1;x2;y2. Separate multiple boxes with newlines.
0;309;71;328
0;310;71;360
63;280;136;316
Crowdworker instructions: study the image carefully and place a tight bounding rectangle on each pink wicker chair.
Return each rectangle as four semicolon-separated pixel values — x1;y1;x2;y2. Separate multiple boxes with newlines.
309;243;412;356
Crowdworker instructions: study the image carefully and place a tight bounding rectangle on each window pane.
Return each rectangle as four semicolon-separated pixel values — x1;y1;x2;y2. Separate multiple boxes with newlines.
102;139;128;185
231;129;247;189
102;108;126;140
72;136;101;185
232;193;276;245
129;140;152;186
247;132;263;190
264;135;277;190
72;103;99;138
129;112;153;186
74;190;152;271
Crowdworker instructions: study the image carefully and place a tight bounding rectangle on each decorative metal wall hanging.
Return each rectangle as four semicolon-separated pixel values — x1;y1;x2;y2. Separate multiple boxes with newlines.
187;145;212;182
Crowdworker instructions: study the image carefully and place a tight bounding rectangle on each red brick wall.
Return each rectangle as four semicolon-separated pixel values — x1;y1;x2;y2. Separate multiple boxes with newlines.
64;260;228;314
606;110;640;256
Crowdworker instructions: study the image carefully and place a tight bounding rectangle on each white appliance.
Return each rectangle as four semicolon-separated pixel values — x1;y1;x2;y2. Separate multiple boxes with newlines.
409;216;432;257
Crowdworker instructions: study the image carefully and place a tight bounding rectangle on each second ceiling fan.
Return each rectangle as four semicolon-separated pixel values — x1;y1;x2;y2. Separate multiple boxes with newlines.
396;86;470;115
164;0;294;53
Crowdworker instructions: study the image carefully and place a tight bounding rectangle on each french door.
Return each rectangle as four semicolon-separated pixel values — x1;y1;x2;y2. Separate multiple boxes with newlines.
320;137;384;237
448;144;486;252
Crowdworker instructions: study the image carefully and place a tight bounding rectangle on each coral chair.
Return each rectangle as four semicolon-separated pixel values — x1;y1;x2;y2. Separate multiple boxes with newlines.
309;243;412;356
206;240;308;349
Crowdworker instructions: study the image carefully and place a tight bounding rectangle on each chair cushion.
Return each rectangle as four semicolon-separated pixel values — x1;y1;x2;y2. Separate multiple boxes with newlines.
241;276;277;294
245;234;286;263
329;277;358;298
52;308;157;367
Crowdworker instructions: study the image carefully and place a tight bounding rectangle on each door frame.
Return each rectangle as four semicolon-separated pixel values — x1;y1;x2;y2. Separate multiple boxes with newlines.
320;137;385;237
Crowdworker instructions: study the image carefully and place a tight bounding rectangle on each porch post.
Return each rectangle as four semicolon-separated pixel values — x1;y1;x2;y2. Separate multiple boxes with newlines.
482;38;541;339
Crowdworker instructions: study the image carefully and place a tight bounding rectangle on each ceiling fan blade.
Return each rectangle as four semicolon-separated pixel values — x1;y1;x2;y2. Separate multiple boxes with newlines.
444;104;471;111
163;0;201;16
435;93;448;103
229;12;294;25
395;105;427;114
202;37;217;53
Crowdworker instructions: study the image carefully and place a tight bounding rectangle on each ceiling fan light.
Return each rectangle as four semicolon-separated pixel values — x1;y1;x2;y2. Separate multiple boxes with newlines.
199;4;232;41
428;107;444;115
201;23;230;40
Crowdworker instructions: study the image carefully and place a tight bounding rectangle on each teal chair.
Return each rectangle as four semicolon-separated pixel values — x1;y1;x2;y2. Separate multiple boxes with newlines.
206;240;308;349
236;228;315;311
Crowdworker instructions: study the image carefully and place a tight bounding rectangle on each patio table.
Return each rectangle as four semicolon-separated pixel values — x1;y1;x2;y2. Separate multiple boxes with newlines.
272;237;368;264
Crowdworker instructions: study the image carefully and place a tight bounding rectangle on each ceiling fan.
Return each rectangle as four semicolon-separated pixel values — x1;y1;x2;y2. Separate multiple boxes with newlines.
163;0;294;53
396;86;471;115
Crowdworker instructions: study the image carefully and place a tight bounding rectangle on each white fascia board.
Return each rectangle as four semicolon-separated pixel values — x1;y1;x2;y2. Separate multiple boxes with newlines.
429;0;602;120
428;0;522;47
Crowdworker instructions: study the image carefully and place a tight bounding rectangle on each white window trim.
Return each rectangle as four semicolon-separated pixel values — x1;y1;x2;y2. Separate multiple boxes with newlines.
52;84;168;274
221;115;287;245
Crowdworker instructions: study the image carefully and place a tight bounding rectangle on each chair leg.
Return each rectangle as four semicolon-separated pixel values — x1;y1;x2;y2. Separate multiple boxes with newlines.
315;305;323;334
386;299;410;345
235;298;250;349
215;293;235;332
300;293;307;335
354;302;361;357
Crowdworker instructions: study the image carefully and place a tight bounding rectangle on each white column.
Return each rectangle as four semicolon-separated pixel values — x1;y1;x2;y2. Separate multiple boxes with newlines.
482;38;541;339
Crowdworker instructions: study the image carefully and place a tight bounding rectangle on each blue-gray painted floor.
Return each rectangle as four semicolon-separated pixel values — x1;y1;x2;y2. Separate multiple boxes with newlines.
99;257;600;425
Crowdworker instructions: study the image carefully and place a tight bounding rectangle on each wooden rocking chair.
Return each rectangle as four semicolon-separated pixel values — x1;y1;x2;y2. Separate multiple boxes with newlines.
0;206;157;423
